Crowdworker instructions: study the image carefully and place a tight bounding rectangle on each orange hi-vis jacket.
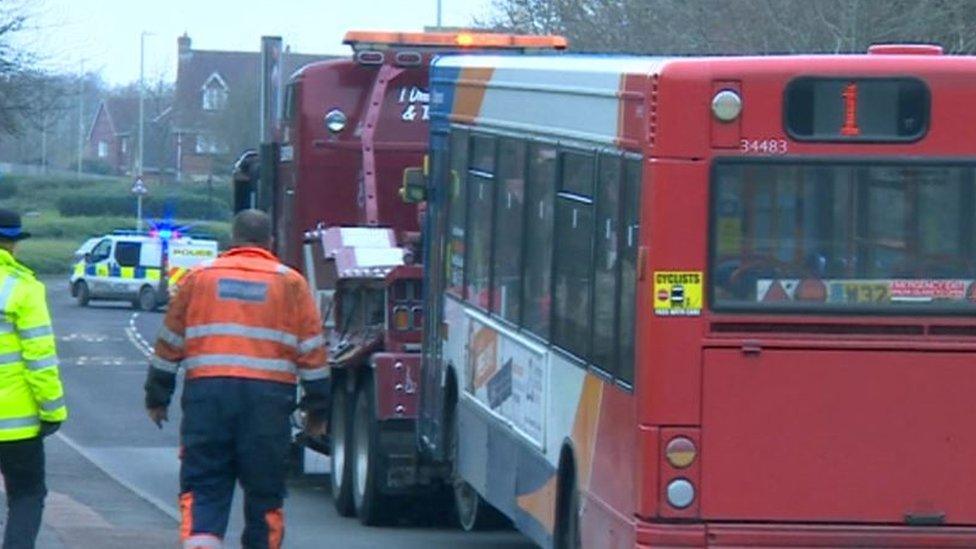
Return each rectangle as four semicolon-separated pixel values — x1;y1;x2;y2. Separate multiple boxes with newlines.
145;247;328;407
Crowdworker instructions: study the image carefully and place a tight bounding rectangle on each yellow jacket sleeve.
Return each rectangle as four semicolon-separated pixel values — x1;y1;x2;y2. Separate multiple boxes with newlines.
15;278;67;422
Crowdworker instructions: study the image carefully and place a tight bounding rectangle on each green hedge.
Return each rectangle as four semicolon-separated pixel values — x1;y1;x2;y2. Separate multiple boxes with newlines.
16;238;79;275
56;192;231;220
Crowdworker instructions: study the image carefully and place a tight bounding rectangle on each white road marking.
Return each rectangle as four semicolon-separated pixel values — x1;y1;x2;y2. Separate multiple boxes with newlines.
55;432;180;522
125;312;153;358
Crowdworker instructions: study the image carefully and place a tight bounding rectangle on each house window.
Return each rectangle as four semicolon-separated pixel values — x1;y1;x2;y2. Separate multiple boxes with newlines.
195;134;226;155
201;73;229;111
97;141;108;158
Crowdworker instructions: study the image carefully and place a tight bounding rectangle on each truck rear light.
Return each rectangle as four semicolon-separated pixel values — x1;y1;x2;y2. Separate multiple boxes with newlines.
666;479;695;509
394;51;422;67
411;306;423;329
355;50;384;65
665;437;697;468
392;306;410;330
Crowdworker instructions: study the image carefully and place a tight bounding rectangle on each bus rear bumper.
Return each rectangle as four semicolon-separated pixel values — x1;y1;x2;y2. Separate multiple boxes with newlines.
636;522;976;547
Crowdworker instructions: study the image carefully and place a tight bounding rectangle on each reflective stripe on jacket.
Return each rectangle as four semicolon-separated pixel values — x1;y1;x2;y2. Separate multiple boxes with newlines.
0;249;67;441
149;247;328;386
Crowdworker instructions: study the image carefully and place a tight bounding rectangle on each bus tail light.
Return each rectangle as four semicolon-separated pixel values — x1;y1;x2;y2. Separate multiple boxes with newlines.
660;428;701;518
666;479;695;509
665;437;696;468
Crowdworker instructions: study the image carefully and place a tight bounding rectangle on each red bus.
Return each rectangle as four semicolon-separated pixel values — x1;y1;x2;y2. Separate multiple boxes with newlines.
421;44;976;547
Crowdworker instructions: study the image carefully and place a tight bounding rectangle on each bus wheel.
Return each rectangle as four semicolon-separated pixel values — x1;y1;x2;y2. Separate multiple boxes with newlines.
554;464;581;549
75;281;90;307
330;385;355;517
137;286;157;312
448;404;506;531
350;376;390;525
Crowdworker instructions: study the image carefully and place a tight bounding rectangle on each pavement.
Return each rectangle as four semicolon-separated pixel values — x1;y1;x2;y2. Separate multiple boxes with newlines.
3;278;535;548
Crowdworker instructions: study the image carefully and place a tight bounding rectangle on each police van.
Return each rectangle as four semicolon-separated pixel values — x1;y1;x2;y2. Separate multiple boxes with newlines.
70;230;218;311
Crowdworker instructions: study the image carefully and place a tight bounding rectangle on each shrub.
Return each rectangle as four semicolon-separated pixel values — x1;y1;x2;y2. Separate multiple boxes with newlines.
82;158;116;175
15;238;79;275
56;192;231;220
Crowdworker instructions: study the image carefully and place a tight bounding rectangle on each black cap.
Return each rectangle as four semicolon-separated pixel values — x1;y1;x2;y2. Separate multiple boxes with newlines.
0;209;30;241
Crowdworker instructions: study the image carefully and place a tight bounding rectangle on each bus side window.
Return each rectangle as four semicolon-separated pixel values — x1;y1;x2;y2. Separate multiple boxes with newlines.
446;130;469;298
465;135;496;310
522;144;556;338
492;138;526;323
618;158;641;385
552;152;595;361
592;153;622;377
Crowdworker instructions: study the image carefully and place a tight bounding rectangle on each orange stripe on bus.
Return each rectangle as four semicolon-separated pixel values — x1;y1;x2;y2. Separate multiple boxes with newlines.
571;375;604;492
516;475;557;534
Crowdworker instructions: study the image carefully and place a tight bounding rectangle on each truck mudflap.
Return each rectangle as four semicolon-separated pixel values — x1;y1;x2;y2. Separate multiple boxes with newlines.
371;352;420;421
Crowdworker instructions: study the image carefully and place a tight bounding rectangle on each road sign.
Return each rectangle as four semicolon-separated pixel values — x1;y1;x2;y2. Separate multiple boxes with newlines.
131;177;148;195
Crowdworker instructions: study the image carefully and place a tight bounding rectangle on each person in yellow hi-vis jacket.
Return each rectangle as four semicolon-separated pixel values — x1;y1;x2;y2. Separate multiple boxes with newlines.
0;209;67;549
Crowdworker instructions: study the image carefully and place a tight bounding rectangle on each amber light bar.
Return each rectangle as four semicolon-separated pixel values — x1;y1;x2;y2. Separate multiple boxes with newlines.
343;30;567;50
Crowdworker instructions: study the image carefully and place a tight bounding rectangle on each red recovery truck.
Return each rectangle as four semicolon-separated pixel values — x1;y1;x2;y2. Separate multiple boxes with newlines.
236;30;567;525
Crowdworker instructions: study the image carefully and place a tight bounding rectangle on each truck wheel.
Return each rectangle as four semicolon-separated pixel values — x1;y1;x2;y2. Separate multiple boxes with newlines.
137;286;157;312
448;404;506;531
350;376;390;525
75;281;90;307
330;385;355;517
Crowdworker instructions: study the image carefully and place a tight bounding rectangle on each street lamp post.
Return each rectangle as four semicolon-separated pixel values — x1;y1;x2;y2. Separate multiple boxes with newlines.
437;0;442;29
138;31;153;178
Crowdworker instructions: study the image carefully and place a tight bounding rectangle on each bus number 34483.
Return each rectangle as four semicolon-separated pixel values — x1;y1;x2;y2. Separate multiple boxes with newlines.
740;138;789;154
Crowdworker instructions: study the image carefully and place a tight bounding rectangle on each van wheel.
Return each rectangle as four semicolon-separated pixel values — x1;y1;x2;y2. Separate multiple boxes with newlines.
350;376;390;525
330;385;355;517
448;404;506;531
137;286;157;312
75;281;90;307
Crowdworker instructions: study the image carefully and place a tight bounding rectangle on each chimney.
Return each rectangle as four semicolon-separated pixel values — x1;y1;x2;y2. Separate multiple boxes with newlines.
178;33;192;60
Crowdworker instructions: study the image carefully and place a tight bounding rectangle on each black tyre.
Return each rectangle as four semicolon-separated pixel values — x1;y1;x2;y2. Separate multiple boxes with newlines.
137;286;158;312
350;376;390;525
554;468;581;549
448;404;506;531
330;385;355;517
75;281;90;307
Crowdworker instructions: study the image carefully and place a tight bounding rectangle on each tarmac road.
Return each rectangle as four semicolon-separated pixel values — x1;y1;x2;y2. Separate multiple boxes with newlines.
31;277;535;548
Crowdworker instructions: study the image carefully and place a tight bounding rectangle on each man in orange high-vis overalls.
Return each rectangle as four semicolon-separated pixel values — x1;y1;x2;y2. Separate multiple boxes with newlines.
144;210;329;549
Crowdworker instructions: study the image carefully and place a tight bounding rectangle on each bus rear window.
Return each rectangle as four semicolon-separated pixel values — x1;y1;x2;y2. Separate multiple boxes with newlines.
712;161;976;313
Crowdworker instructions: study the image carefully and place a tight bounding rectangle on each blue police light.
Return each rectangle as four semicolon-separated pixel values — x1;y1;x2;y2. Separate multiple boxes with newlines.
148;220;187;241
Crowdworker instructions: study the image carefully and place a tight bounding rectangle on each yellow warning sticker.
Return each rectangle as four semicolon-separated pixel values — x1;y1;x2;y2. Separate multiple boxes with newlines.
653;271;703;316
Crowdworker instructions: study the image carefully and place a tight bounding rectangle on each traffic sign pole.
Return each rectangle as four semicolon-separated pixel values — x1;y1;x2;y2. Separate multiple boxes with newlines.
132;177;148;232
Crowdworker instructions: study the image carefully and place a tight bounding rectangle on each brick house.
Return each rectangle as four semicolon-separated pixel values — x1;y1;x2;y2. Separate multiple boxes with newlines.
171;34;333;181
86;96;172;177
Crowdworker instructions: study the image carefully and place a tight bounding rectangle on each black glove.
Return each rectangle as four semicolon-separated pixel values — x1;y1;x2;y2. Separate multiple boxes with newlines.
39;421;61;438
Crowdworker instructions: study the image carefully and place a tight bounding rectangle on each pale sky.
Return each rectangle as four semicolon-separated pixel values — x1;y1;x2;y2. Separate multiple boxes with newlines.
21;0;493;85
